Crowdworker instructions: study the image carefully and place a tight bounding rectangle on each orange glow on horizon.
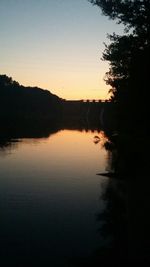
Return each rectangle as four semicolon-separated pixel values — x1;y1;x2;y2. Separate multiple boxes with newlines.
0;0;123;102
8;66;110;101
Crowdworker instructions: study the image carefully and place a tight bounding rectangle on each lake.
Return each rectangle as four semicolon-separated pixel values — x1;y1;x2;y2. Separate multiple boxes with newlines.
0;129;109;266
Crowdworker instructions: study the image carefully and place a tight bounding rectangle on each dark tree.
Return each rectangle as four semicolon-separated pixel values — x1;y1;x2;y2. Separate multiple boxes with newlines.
89;0;150;35
89;0;150;133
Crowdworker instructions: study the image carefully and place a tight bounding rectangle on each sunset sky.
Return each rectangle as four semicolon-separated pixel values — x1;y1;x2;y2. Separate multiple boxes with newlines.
0;0;123;100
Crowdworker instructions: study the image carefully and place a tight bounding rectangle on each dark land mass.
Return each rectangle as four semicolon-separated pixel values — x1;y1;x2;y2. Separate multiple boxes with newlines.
0;75;116;139
0;75;62;123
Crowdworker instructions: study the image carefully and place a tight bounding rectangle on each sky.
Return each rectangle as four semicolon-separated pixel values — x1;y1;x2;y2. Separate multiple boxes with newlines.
0;0;123;100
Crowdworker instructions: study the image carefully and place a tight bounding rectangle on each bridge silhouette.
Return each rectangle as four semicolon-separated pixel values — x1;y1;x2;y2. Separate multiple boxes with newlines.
61;99;114;130
61;99;111;103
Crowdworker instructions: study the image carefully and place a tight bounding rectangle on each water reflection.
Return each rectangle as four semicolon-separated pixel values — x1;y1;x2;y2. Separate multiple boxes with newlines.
0;121;102;153
71;130;150;266
0;125;108;266
0;139;19;154
2;124;148;266
92;132;150;266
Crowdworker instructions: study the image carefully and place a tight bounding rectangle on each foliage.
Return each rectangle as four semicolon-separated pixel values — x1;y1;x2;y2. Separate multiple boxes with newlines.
89;0;150;132
89;0;150;35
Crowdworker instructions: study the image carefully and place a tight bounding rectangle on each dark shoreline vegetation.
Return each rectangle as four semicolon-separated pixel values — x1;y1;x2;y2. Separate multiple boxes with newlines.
89;0;150;136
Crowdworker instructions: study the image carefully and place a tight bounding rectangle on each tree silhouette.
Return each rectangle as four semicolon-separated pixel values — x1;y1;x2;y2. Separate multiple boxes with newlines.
89;0;150;133
89;0;150;35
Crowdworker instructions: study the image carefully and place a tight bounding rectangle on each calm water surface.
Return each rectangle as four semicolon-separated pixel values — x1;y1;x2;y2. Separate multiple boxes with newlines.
0;129;108;266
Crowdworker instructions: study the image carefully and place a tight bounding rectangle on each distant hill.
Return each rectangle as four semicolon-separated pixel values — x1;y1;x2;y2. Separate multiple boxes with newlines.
0;75;115;134
0;75;62;124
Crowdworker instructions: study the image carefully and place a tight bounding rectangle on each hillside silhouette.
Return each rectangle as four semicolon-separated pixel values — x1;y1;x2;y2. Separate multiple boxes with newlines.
0;75;115;134
0;75;62;125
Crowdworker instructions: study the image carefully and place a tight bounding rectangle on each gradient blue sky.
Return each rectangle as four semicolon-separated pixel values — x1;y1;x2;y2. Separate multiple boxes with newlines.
0;0;123;100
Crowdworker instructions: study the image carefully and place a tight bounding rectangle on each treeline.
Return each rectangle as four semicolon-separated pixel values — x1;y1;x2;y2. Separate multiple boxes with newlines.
90;0;150;135
0;75;62;123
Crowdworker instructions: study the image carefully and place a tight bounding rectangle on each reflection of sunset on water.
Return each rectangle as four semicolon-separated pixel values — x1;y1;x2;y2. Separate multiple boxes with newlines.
0;130;108;183
0;129;109;265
